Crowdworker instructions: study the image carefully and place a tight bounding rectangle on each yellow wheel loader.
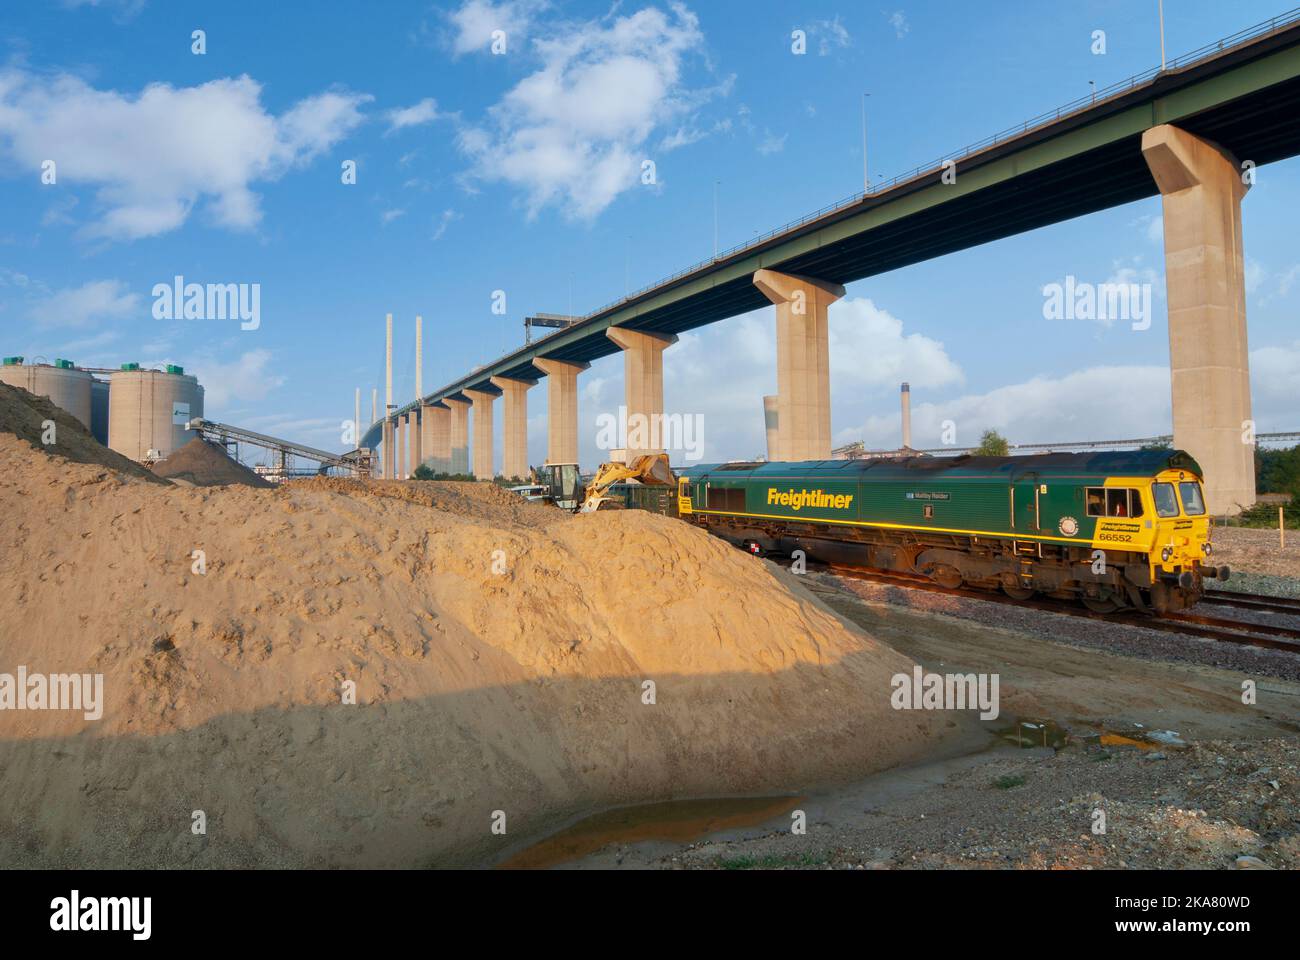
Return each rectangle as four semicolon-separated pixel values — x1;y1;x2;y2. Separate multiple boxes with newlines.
531;455;675;513
577;453;676;513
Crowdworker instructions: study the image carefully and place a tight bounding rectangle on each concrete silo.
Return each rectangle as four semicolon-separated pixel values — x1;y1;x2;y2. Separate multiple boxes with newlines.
90;377;110;445
0;357;94;429
108;364;205;462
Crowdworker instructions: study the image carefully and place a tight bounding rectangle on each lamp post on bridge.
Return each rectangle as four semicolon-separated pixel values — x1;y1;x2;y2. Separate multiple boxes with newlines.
1159;0;1167;71
861;92;871;195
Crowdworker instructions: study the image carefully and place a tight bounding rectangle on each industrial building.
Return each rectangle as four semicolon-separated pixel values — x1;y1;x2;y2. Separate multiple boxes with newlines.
1;356;203;462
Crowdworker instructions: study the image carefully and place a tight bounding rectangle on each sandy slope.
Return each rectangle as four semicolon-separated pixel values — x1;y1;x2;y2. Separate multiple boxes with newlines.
0;407;951;867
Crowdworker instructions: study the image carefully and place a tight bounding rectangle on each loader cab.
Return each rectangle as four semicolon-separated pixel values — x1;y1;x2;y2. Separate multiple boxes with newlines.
535;462;582;511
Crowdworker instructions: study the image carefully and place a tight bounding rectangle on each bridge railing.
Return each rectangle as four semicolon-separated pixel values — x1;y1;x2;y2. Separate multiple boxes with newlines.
569;7;1300;326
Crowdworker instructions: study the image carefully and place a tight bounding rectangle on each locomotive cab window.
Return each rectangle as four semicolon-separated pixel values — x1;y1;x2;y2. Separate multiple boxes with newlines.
1152;482;1179;518
1086;487;1143;518
1178;481;1206;516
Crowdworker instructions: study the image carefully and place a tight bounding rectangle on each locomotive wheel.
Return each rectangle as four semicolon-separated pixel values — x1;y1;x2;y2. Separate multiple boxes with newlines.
930;565;963;590
1001;583;1034;601
1081;595;1120;614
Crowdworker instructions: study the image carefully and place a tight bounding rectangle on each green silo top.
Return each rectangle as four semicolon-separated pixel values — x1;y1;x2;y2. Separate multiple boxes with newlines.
2;356;22;366
165;364;184;375
120;362;140;371
55;359;75;369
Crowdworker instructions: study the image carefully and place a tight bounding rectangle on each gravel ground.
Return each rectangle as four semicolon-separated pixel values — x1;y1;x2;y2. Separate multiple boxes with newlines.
1208;573;1300;601
652;737;1300;870
816;574;1300;682
1208;526;1300;586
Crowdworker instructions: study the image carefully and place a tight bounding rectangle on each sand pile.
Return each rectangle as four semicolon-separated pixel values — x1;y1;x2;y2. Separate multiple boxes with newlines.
0;429;954;868
0;381;164;484
152;437;273;488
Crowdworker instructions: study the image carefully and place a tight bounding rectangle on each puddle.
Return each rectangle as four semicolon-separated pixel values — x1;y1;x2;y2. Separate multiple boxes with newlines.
498;795;803;870
991;718;1187;752
992;718;1072;750
1087;727;1186;750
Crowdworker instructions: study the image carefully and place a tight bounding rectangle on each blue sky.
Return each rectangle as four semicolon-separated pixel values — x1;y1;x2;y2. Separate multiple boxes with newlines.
1;0;1297;470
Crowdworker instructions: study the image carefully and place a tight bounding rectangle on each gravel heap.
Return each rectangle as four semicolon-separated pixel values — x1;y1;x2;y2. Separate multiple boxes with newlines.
151;437;272;488
0;381;164;484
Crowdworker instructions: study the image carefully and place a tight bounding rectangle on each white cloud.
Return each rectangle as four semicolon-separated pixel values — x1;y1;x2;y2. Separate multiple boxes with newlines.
841;339;1300;451
829;298;964;389
456;3;716;220
447;0;548;55
885;11;910;40
1277;264;1300;297
51;329;121;357
658;125;707;152
1250;339;1300;427
235;413;342;445
757;130;787;155
1147;215;1162;244
1245;257;1265;294
381;208;406;225
850;365;1172;451
62;0;146;20
0;70;370;240
189;349;286;412
812;17;851;56
385;97;444;134
432;208;462;240
28;279;140;328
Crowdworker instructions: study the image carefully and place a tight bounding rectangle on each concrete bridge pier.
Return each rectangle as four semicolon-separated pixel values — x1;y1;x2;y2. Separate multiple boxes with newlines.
421;400;447;470
605;327;677;460
382;416;395;479
753;268;845;462
445;397;471;475
405;409;421;478
490;376;536;481
419;403;434;471
1141;123;1255;514
464;388;498;480
395;413;407;479
533;358;588;466
421;402;447;473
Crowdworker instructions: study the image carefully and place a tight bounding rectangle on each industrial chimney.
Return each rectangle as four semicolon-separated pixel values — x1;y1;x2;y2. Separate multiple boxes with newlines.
762;395;778;461
900;382;912;450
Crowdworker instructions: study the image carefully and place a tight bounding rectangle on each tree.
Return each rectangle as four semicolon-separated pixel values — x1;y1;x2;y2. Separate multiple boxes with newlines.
1256;444;1300;497
974;429;1009;457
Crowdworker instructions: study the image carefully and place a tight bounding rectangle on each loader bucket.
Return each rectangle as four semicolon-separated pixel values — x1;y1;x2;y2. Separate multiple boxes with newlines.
629;454;674;486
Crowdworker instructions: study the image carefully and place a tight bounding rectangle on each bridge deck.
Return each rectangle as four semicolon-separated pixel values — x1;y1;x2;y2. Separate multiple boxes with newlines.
363;13;1300;450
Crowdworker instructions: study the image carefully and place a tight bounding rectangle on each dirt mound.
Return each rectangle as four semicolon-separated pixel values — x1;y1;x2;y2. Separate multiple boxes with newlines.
0;434;955;868
0;381;165;483
152;437;273;488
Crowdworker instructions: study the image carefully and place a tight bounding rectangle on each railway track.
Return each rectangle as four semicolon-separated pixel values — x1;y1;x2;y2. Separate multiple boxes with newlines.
792;560;1300;654
1199;589;1300;618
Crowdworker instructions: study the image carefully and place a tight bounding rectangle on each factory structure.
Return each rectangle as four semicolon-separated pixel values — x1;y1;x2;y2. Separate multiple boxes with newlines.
1;356;204;463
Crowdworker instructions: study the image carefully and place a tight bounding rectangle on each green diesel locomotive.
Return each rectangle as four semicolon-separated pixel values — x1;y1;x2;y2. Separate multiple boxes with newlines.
661;450;1227;613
